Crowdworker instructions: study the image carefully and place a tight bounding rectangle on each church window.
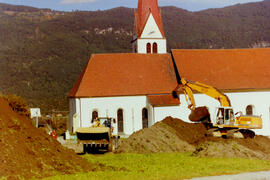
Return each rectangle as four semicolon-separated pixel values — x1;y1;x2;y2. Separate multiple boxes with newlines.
91;110;98;123
246;105;254;115
153;42;158;54
142;108;148;129
117;109;124;133
146;43;151;53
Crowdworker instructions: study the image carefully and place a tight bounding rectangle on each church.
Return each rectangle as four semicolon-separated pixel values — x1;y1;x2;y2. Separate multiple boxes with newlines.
68;0;270;136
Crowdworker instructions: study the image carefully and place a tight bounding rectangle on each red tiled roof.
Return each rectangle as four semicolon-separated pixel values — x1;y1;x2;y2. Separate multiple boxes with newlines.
172;48;270;90
69;53;177;98
147;94;180;106
135;0;165;38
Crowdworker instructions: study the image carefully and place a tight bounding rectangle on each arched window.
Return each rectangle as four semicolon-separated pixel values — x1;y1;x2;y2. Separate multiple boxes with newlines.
117;109;124;133
246;105;254;115
146;43;151;54
91;110;98;123
153;42;158;54
142;108;148;129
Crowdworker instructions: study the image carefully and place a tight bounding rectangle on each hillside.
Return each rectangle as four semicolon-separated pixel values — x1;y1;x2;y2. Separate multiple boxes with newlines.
0;1;270;113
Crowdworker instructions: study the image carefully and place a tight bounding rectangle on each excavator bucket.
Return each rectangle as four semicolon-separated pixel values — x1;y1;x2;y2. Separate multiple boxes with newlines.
189;106;211;123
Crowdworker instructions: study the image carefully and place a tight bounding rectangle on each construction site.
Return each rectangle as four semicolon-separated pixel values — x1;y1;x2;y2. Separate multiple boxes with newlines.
2;94;270;179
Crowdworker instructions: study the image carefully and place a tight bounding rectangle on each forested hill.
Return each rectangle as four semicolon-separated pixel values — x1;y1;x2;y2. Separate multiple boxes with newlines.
0;1;270;113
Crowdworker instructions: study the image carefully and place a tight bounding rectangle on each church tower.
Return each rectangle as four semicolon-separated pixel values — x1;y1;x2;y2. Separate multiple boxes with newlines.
133;0;167;54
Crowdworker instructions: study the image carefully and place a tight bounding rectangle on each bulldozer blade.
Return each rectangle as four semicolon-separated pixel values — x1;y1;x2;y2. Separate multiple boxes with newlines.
189;106;211;123
77;132;110;141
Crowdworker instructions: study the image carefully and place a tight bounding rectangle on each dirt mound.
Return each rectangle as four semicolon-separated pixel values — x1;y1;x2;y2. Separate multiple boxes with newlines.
193;140;268;159
195;136;270;159
116;121;195;153
0;98;96;179
117;116;270;160
162;116;208;145
116;116;207;153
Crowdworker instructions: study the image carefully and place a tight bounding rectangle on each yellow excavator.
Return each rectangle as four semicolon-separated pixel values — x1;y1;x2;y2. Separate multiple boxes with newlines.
173;78;262;138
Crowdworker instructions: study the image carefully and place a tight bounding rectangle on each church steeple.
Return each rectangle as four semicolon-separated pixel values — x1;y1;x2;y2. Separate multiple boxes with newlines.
133;0;167;54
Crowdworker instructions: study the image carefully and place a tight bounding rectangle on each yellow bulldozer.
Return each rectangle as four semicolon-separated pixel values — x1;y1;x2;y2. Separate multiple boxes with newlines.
76;117;119;153
173;78;262;138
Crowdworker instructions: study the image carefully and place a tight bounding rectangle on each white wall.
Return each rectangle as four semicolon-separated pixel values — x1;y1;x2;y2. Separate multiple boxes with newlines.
140;13;163;38
154;91;270;136
69;91;270;136
70;96;149;136
137;38;167;54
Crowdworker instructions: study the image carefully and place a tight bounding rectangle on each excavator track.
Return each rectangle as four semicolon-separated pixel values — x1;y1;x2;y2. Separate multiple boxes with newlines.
239;129;255;138
207;128;255;139
227;129;255;139
226;129;244;139
207;128;221;137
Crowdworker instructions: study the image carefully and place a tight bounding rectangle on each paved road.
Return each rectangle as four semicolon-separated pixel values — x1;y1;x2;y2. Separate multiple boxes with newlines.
191;171;270;180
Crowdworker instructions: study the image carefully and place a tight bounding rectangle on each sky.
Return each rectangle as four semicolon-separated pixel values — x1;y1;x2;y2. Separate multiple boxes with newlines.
0;0;263;12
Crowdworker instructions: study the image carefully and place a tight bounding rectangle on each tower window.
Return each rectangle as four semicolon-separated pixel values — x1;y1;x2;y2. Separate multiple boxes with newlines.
153;42;158;54
146;43;151;54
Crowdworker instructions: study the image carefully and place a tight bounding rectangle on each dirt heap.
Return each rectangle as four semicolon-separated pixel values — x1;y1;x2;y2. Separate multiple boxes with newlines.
116;117;207;153
116;121;195;153
117;116;270;160
194;136;270;159
0;98;96;179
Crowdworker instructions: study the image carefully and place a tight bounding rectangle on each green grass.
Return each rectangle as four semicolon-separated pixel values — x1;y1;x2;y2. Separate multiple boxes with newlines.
43;153;270;180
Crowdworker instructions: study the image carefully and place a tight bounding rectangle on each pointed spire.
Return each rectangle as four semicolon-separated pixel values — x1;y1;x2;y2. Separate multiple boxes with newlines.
135;0;165;38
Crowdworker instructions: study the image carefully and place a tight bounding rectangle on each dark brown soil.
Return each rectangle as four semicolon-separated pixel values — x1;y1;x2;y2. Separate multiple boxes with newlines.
117;116;270;160
116;121;195;153
162;117;208;146
0;98;97;179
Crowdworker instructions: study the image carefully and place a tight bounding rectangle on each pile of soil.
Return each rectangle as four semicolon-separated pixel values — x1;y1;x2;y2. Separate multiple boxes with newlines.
0;98;97;179
117;116;270;160
194;136;270;159
116;116;207;153
116;121;195;153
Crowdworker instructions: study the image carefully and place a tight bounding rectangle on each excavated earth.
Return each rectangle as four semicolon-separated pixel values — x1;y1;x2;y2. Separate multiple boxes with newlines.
116;117;270;160
0;98;99;179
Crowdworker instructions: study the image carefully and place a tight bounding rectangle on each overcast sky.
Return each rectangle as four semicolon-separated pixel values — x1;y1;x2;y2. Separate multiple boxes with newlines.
0;0;263;12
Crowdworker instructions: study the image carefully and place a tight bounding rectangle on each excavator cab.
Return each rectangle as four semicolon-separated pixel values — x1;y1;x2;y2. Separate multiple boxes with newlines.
215;107;235;125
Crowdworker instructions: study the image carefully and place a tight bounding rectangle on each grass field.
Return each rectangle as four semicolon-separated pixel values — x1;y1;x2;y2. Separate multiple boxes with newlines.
43;152;270;180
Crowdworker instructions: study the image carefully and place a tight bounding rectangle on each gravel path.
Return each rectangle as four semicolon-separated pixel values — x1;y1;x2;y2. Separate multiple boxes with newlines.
191;171;270;180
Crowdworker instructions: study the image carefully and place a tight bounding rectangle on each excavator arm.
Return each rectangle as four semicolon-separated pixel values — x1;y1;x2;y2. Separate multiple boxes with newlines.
179;78;231;108
173;78;231;122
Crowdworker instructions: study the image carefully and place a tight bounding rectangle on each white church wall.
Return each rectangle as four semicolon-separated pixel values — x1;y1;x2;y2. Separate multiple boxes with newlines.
70;91;270;136
153;106;182;123
72;96;148;136
69;98;82;133
147;104;155;127
137;38;167;54
140;13;163;38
